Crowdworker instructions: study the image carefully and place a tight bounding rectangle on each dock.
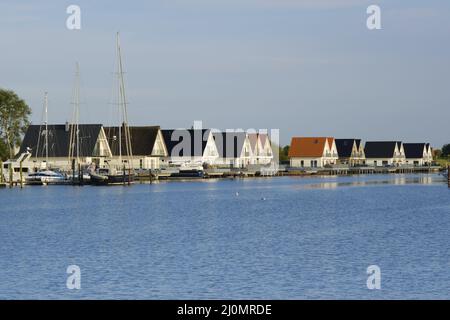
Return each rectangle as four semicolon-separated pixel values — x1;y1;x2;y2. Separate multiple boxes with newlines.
284;165;441;176
0;164;447;187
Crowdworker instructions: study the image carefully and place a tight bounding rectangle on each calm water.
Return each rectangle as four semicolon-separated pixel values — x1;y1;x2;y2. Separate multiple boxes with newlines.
0;174;449;299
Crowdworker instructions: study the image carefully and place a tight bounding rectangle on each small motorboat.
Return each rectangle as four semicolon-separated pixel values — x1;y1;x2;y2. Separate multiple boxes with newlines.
2;151;33;184
89;166;134;186
168;162;204;178
170;169;204;178
25;170;66;185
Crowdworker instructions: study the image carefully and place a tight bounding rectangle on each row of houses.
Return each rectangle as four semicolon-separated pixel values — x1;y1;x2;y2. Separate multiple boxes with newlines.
16;125;435;171
288;138;433;168
17;124;274;170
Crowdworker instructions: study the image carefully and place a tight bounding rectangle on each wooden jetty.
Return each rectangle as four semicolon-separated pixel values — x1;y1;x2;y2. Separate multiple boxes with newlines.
285;165;441;176
1;163;447;187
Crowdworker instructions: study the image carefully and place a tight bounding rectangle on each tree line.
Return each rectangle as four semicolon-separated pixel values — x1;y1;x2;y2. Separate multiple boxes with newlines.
0;89;31;161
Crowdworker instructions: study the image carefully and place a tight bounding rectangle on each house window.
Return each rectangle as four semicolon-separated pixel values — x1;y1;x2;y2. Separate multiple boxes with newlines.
301;160;304;167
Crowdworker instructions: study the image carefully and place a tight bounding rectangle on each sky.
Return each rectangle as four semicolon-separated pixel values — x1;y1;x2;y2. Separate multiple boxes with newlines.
0;0;449;147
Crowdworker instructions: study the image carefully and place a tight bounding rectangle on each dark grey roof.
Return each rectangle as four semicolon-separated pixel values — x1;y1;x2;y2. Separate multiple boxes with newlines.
18;124;103;158
335;139;360;158
364;141;399;158
161;129;210;157
403;143;426;159
105;126;161;156
213;132;247;158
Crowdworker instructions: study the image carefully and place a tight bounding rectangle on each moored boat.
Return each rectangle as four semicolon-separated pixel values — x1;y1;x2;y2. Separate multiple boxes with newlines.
89;167;134;185
25;170;66;185
170;169;204;178
2;151;33;184
90;33;135;186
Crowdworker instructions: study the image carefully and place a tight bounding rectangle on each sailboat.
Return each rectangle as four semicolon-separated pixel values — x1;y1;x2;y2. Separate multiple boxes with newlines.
67;62;91;184
25;92;66;185
90;33;134;185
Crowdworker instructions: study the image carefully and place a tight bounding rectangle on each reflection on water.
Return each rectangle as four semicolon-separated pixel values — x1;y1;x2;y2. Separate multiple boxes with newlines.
294;174;441;190
0;173;448;300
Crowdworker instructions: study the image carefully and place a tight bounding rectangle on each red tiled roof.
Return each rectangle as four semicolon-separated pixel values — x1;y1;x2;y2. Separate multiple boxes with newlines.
288;137;332;158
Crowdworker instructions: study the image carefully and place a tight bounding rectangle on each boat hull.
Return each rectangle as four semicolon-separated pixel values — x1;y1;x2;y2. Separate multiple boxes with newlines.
90;173;134;186
170;169;204;178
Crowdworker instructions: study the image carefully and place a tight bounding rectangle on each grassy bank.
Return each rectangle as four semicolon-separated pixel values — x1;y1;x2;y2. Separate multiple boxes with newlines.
435;158;450;168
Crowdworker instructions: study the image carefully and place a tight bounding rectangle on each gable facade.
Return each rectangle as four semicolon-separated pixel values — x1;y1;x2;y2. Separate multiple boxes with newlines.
364;141;406;167
162;129;219;166
335;139;366;166
18;124;111;170
404;143;433;166
289;137;338;168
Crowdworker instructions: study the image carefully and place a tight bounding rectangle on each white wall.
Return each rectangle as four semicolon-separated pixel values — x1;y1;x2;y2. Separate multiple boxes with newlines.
290;157;324;168
365;158;394;166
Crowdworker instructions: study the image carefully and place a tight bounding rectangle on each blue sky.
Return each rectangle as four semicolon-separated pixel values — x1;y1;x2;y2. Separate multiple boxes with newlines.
0;0;449;146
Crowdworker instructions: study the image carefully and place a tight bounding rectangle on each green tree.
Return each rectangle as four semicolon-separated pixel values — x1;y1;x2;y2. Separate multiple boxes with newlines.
442;144;450;158
278;145;290;162
0;89;31;160
433;149;442;160
0;140;8;161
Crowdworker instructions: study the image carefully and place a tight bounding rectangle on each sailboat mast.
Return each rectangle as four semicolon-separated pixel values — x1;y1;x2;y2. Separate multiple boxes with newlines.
116;34;122;164
35;92;47;161
75;62;80;162
44;92;49;164
116;32;133;169
69;62;81;164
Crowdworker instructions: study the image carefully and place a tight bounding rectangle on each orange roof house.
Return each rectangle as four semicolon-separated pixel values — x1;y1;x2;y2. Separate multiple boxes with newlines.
288;137;338;168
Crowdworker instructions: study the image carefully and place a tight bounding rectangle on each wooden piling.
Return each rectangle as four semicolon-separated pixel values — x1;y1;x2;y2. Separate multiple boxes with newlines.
19;161;23;188
448;165;450;188
72;159;76;185
9;163;13;188
0;160;3;183
78;163;83;186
